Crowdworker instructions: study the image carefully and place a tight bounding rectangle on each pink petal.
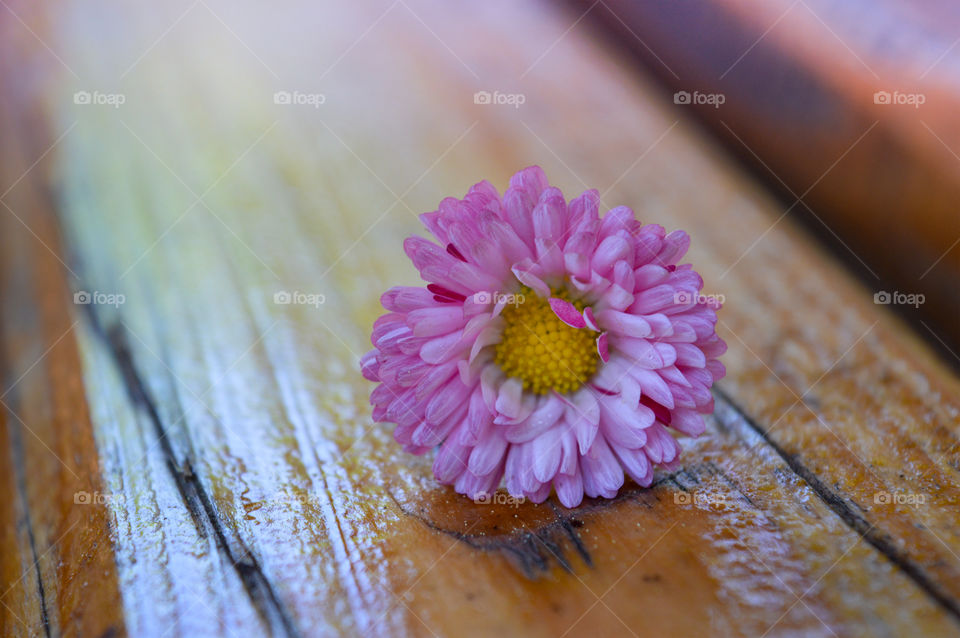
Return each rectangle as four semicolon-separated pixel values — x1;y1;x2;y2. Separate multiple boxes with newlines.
480;364;503;412
534;238;565;276
631;368;675;409
494;378;524;419
580;437;624;498
510;259;551;298
583;306;599;331
381;286;437;312
468;429;509;476
464;389;491;445
612;337;663;369
612;445;653;487
532;187;567;244
596;332;610;363
706;359;726;382
360;350;380;381
601;284;634;312
469;323;501;364
425;380;472;425
559;427;579;475
526;481;552;504
674;342;707;368
504;394;564;443
549;297;587;328
599;400;653;449
554;469;584;508
455;464;504;501
419;330;464;364
640;395;673;425
643;427;664;464
630;284;677;314
596;309;650;338
653;343;678;367
408;306;465;337
633;264;670;289
671;408;706;437
598;206;634;237
426;283;467;303
433;436;469;482
656;230;690;266
644;313;674;338
531;427;563;482
591;235;632;274
415;361;458;402
566;189;600;233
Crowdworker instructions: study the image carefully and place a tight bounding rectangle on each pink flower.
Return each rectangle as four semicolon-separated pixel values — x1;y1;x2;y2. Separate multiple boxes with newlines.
361;166;726;508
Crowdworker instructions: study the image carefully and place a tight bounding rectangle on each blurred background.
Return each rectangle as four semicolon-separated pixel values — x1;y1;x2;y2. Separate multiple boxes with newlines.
578;0;960;363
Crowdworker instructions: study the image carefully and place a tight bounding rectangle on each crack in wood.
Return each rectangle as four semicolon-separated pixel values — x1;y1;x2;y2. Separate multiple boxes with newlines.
386;489;591;579
0;333;53;638
387;471;733;579
80;303;302;638
387;464;763;580
714;385;960;623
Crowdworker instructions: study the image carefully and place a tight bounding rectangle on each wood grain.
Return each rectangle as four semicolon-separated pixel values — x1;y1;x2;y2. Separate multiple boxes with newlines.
1;0;960;636
0;24;126;635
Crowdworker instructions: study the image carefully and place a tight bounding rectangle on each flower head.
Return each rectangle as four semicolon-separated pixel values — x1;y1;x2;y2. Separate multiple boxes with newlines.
361;166;726;507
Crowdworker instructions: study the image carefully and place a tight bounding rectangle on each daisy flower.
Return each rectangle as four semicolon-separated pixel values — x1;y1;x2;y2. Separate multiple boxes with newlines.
361;166;726;508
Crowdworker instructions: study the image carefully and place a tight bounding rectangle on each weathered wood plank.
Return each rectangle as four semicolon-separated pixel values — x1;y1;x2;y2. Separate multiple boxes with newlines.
0;14;125;633
1;0;960;636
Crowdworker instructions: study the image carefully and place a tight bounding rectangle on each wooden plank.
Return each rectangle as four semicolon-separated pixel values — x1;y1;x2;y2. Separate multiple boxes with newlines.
0;17;126;634
575;0;960;353
1;0;960;636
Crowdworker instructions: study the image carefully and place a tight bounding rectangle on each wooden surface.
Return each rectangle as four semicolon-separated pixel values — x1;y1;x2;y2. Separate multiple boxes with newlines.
2;0;960;636
579;0;960;354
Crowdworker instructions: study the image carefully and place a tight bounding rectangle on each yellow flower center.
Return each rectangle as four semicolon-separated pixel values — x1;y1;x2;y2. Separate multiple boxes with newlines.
493;287;598;395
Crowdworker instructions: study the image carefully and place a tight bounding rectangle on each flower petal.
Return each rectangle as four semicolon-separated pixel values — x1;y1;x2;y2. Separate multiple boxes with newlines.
504;394;564;442
596;332;610;363
581;437;624;499
548;297;587;328
531;427;563;482
554;468;584;508
468;428;509;476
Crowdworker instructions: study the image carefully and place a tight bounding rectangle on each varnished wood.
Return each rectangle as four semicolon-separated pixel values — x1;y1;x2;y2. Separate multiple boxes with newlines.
1;1;959;636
